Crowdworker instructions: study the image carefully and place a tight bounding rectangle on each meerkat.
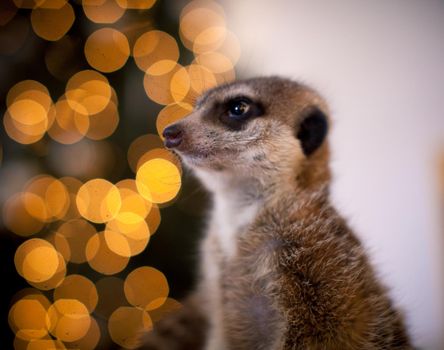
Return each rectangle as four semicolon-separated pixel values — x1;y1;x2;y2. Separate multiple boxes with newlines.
138;77;412;350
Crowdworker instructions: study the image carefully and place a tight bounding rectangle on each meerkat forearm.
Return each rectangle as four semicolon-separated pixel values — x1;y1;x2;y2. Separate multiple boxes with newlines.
138;294;208;350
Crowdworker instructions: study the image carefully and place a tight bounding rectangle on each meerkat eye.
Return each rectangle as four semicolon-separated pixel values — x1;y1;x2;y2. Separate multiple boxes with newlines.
219;97;263;130
228;100;251;118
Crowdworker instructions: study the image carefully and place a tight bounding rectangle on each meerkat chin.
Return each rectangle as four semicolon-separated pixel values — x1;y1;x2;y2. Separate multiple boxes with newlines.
138;76;412;350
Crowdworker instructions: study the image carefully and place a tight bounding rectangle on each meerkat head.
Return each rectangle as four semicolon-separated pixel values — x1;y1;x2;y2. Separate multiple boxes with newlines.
163;77;330;192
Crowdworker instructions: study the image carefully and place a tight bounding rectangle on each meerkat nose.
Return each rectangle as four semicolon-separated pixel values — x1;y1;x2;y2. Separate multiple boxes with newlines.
163;124;183;148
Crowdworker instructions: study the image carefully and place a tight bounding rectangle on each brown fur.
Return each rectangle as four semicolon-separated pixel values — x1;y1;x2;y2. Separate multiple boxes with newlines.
137;77;412;349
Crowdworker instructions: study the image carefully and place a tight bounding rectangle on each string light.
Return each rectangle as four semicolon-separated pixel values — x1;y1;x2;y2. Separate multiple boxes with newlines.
47;299;91;342
30;3;75;41
84;28;130;73
108;306;152;349
82;0;125;24
4;0;241;347
124;266;169;311
116;0;157;10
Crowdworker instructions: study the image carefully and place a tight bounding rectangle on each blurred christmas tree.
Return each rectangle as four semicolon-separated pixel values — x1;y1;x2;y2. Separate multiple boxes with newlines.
0;0;240;348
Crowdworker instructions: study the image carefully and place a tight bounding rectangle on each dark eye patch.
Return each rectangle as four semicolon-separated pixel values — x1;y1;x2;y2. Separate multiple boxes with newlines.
218;96;264;131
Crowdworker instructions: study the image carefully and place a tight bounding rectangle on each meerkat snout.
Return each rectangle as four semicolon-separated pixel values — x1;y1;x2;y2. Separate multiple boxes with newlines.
160;77;332;180
163;124;183;148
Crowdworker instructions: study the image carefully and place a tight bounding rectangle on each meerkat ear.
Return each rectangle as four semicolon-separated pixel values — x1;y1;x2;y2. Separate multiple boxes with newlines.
296;107;328;156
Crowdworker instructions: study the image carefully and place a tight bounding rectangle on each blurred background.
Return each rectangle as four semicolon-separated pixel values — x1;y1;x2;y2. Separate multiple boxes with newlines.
1;0;443;349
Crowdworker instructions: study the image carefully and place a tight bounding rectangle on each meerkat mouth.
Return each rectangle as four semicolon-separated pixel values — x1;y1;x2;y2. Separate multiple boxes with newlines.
178;151;211;167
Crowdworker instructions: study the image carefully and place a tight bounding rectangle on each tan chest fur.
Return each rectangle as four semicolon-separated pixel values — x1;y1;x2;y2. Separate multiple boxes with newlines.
199;185;411;350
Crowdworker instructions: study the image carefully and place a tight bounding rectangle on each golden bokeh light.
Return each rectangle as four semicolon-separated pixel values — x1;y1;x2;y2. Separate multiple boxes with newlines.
186;63;218;95
149;297;182;324
7;80;53;112
95;277;127;319
215;69;237;86
116;0;156;10
22;175;70;222
180;0;225;18
3;111;46;144
108;306;152;349
59;176;83;220
39;177;69;219
28;252;66;291
106;216;150;256
195;51;236;74
14;239;59;283
8;100;48;135
30;2;75;41
82;0;125;24
76;178;122;223
107;212;148;236
53;219;97;263
47;299;91;342
192;25;226;54
46;231;70;263
146;203;161;234
65;70;112;115
156;102;192;138
13;336;29;350
116;178;139;191
116;181;153;218
27;339;66;350
169;65;192;103
21;192;47;225
53;274;99;313
64;316;100;350
47;97;90;144
34;0;68;9
179;1;226;51
86;232;130;274
12;0;42;9
85;28;130;73
144;63;190;105
3;104;52;145
2;193;45;236
127;134;164;173
147;59;179;76
136;148;181;174
136;158;182;204
86;99;120;140
13;336;41;350
10;288;52;309
22;245;59;283
211;29;241;65
4;80;54;144
103;229;132;257
4;1;243;346
133;30;179;73
8;297;49;341
124;266;169;311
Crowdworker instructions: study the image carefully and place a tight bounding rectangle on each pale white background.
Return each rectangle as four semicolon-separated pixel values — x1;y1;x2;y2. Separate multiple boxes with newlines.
222;0;444;348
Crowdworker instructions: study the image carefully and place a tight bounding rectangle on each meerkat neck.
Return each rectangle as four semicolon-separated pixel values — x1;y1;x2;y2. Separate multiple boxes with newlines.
296;143;331;191
194;170;265;257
